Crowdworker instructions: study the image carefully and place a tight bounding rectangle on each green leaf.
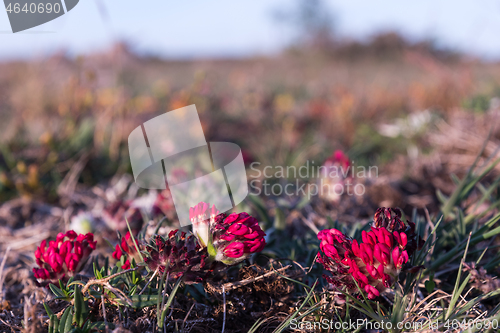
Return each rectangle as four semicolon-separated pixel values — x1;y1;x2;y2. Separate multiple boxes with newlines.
66;277;74;289
90;321;115;330
93;261;103;279
43;302;54;316
103;257;109;276
425;280;435;293
103;238;116;251
126;217;144;263
49;314;59;333
89;290;103;298
436;189;449;204
59;280;66;294
115;294;160;309
59;307;73;333
153;217;168;235
49;284;66;298
73;286;89;327
450;173;461;185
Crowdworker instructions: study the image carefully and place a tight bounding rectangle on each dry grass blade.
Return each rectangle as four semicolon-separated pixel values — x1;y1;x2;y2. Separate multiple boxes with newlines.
182;303;195;332
101;295;107;326
0;317;23;332
222;285;226;333
3;232;51;250
221;265;291;292
139;268;158;295
79;266;141;307
0;247;11;301
57;151;89;197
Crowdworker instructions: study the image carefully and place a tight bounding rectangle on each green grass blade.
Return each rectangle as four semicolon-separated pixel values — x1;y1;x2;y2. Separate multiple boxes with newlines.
445;233;471;320
272;280;318;333
159;278;183;329
126;217;144;263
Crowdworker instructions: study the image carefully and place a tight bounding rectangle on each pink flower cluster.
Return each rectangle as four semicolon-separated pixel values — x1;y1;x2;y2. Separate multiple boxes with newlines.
144;209;267;283
323;150;350;171
189;202;267;264
317;207;422;299
319;150;353;203
33;231;96;283
112;231;139;270
212;212;266;264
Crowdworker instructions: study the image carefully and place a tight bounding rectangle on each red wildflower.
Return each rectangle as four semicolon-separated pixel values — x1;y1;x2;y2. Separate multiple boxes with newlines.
324;150;351;171
121;260;131;270
319;150;353;203
112;231;142;267
212;212;266;264
373;207;424;255
112;231;137;259
317;208;423;299
33;231;96;284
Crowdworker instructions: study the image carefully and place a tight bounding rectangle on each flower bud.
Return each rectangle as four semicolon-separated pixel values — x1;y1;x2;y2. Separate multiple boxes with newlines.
144;230;210;284
121;259;131;270
190;202;219;247
65;253;80;272
223;242;245;258
112;231;141;265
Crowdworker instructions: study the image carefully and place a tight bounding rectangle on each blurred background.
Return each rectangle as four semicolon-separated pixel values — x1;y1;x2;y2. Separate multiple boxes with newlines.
1;0;500;226
2;0;500;59
3;2;500;330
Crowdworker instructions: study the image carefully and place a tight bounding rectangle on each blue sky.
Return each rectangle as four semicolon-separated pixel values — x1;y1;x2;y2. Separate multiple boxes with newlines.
1;0;500;60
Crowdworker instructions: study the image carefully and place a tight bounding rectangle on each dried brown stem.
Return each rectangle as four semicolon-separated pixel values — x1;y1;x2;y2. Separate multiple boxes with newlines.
221;265;292;292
